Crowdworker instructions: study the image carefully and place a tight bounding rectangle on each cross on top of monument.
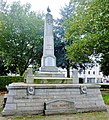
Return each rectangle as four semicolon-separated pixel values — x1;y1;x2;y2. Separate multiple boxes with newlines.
47;6;51;13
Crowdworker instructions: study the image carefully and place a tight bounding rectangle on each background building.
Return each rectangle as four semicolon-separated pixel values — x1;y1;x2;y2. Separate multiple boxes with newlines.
78;64;103;83
60;63;109;83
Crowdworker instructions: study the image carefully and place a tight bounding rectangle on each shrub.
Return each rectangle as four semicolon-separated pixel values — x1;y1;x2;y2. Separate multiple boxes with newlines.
0;76;24;90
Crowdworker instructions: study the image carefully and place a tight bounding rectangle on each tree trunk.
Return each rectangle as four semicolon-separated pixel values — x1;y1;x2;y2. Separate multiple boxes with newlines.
19;70;25;76
19;66;27;76
66;60;70;78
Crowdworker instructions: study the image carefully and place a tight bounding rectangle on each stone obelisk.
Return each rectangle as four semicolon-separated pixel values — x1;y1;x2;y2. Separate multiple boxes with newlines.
41;7;58;72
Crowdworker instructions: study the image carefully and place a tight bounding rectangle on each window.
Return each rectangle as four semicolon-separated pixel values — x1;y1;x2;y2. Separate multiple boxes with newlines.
87;78;95;83
93;71;95;75
88;71;90;74
96;64;98;67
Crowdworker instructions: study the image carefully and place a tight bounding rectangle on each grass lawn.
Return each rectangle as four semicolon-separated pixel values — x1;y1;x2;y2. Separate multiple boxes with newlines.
1;112;108;120
101;89;109;105
102;94;109;105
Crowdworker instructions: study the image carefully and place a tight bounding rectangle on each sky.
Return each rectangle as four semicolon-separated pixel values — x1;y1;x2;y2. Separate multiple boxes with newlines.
7;0;70;18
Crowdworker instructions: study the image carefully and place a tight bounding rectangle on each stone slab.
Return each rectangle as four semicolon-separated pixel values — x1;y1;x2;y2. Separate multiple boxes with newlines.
35;72;65;77
43;99;76;115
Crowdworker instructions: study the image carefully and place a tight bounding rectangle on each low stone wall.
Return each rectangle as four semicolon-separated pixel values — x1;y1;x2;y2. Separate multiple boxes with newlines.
2;83;107;116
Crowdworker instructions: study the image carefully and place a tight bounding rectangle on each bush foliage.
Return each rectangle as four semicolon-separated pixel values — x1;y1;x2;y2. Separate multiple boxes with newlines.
0;76;24;90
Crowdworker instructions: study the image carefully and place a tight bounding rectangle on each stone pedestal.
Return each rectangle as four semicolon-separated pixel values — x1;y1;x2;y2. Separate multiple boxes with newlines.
2;83;107;116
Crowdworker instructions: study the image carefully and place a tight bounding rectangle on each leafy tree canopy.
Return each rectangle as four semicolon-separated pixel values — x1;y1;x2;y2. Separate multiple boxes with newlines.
54;0;76;77
65;0;109;75
0;1;44;76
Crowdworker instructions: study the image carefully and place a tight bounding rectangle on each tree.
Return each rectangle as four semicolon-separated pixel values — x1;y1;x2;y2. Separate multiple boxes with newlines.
65;0;109;76
0;56;8;75
0;1;44;76
54;0;76;77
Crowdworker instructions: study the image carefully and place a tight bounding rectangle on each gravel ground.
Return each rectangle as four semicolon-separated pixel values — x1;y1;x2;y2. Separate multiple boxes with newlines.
0;95;109;120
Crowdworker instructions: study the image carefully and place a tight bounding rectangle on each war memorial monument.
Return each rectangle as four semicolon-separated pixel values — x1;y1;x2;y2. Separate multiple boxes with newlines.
2;8;106;116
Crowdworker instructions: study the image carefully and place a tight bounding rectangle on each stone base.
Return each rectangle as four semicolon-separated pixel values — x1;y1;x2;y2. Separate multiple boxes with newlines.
35;71;65;78
40;66;59;72
2;83;107;116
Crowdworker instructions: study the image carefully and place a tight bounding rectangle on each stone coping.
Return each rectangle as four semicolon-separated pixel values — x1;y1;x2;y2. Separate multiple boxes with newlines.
7;83;101;89
36;71;64;74
96;83;109;85
34;77;72;79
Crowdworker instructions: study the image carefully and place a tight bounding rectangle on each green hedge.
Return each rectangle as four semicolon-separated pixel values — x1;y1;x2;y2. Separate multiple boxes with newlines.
0;76;24;90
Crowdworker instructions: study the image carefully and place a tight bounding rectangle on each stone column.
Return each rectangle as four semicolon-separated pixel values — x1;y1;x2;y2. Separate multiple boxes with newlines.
41;8;58;72
72;69;79;84
25;67;34;84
